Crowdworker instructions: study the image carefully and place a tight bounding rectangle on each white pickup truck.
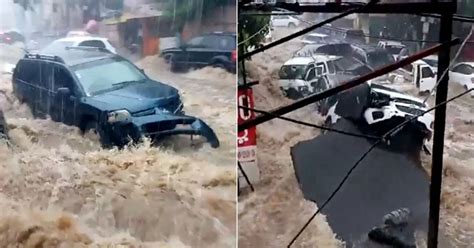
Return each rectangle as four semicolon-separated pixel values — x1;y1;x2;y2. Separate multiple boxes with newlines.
392;60;437;94
278;55;340;99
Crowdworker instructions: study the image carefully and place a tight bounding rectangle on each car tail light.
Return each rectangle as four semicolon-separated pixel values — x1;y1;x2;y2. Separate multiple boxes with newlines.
231;50;237;62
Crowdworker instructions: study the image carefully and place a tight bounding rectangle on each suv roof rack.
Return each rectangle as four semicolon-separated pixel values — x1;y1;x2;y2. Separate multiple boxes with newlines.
24;53;65;64
65;46;112;53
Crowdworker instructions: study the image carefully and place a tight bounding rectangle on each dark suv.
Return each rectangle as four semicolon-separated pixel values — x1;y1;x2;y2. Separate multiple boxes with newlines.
160;32;236;73
12;47;219;148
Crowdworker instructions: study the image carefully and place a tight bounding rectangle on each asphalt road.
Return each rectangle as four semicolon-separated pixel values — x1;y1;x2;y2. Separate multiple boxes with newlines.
290;118;449;247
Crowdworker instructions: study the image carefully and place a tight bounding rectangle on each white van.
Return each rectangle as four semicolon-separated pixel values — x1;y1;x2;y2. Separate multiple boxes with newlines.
394;60;436;93
301;33;329;44
278;55;339;99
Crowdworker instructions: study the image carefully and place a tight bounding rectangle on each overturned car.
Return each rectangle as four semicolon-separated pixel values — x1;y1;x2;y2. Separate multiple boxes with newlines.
323;82;434;143
12;48;219;148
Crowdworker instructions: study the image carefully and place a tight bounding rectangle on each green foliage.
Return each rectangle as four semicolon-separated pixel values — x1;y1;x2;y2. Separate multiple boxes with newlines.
163;0;231;32
238;15;271;58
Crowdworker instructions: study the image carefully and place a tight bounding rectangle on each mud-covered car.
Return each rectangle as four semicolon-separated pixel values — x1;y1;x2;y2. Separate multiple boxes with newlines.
12;47;219;148
160;32;236;73
0;110;7;140
323;83;434;140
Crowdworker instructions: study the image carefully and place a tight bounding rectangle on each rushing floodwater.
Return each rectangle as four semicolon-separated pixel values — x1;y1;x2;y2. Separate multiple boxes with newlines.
0;45;236;247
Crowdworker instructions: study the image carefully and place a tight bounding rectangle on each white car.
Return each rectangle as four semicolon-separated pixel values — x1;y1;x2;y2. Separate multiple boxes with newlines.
301;33;329;44
66;30;92;37
449;62;474;95
271;15;300;28
41;36;117;54
325;83;434;140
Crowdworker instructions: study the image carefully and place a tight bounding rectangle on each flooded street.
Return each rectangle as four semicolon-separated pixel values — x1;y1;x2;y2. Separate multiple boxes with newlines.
238;27;474;247
0;44;236;247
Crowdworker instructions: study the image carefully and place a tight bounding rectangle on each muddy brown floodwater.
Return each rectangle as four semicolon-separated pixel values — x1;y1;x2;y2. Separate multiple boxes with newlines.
0;45;236;247
238;27;474;248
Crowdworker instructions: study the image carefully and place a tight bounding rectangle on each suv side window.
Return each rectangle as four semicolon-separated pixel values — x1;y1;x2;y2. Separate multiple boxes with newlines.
17;60;40;84
40;62;54;90
187;36;205;47
53;66;75;93
216;36;236;50
79;40;106;48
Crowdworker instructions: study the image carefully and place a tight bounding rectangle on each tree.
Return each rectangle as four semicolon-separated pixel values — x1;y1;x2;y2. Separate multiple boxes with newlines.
163;0;231;32
238;15;271;59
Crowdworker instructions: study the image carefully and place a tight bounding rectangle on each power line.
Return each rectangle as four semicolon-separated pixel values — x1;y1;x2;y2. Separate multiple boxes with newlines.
287;87;473;247
288;139;381;247
239;105;381;140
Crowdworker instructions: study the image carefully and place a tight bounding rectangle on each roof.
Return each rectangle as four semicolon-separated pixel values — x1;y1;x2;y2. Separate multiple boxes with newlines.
455;62;474;67
308;33;328;37
284;57;315;65
311;54;341;62
28;48;115;67
54;36;108;43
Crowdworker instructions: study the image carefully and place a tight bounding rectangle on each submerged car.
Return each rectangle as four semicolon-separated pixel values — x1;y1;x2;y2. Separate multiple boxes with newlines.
41;36;117;54
0;110;7;140
160;32;236;73
324;83;434;140
12;47;219;148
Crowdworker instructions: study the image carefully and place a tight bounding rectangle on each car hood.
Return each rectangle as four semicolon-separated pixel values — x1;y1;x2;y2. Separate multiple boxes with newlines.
85;80;181;113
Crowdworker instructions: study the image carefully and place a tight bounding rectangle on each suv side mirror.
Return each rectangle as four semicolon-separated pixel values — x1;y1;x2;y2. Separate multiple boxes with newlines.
57;87;71;96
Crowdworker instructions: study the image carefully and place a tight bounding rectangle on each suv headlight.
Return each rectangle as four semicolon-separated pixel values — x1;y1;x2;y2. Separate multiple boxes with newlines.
107;110;131;123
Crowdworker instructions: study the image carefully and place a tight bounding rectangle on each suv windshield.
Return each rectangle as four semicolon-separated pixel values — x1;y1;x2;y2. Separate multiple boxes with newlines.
72;57;146;96
279;65;307;80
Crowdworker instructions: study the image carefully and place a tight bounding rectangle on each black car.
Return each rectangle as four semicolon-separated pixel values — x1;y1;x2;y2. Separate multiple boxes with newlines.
161;32;236;73
12;47;219;148
0;30;25;45
0;110;7;140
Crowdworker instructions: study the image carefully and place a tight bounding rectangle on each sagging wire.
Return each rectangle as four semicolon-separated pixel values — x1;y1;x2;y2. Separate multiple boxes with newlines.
423;27;473;104
239;105;381;140
287;87;474;247
238;23;271;47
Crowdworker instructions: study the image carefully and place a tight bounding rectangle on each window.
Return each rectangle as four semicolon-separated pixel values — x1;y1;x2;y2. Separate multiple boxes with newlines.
306;68;316;81
327;60;336;74
453;64;473;75
187;36;204;47
216;36;236;50
279;65;307;80
40;62;53;90
78;40;106;48
316;62;326;74
16;60;40;84
53;66;74;92
72;58;146;96
421;66;434;78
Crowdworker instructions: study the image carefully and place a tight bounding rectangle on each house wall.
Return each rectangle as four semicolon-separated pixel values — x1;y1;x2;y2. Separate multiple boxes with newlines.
181;4;236;42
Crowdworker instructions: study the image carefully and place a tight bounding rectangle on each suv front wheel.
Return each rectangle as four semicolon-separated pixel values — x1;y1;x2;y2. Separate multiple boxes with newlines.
83;121;110;147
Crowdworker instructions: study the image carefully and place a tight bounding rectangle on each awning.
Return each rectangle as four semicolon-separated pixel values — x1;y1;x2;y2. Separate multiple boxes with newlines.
103;10;163;25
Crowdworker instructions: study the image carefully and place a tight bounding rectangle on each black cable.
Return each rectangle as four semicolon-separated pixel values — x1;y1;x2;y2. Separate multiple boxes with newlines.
287;87;473;246
238;105;381;140
287;139;381;247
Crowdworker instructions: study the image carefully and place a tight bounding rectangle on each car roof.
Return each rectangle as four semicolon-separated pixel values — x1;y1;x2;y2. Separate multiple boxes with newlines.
455;62;474;67
27;48;116;67
308;33;328;37
284;57;314;65
54;36;108;43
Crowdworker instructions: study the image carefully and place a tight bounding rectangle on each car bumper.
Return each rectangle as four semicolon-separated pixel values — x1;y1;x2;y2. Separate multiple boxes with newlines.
106;114;220;148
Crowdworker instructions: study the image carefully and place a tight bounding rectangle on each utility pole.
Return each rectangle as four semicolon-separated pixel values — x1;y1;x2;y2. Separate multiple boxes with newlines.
427;5;454;248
